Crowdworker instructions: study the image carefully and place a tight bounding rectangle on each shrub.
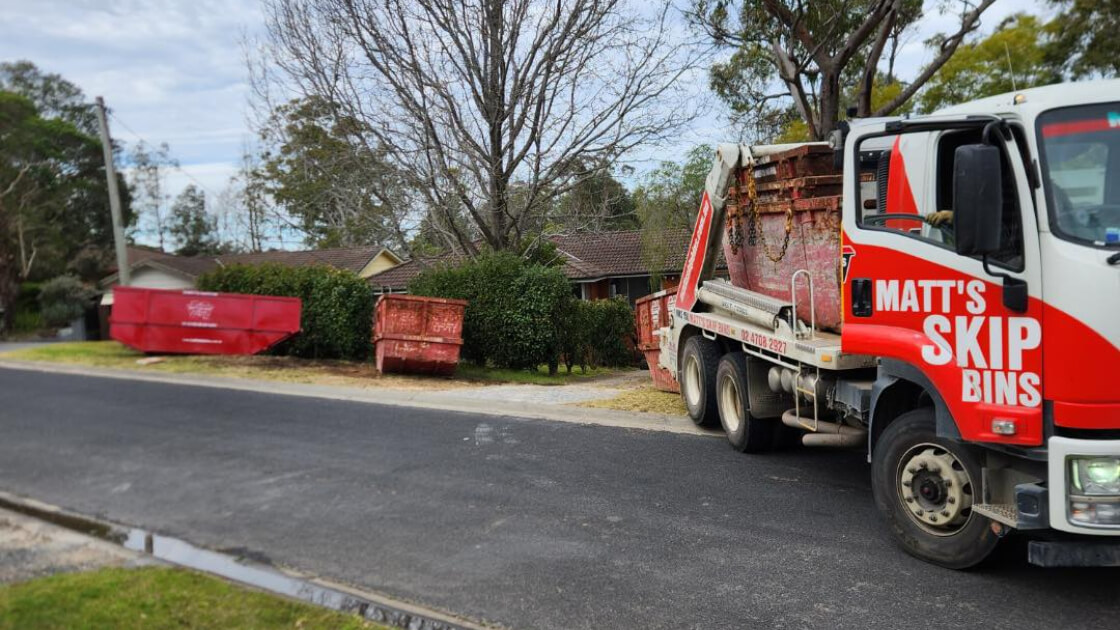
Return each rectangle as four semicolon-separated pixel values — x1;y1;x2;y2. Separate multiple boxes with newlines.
197;263;375;360
12;282;43;334
409;251;574;371
583;297;638;368
38;275;94;327
559;297;637;371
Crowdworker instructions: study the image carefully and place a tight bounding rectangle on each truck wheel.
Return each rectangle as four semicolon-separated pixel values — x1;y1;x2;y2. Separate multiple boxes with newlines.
716;353;774;452
871;408;998;569
680;336;720;428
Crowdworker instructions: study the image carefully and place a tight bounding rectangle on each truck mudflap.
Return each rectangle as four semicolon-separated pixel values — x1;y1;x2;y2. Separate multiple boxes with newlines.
1028;540;1120;567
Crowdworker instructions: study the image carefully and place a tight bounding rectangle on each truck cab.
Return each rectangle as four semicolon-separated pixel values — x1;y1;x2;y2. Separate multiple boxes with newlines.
658;80;1120;567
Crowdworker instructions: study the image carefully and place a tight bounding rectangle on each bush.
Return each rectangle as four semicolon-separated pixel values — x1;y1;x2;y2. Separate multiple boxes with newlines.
411;251;638;373
11;282;43;334
38;275;94;327
197;263;375;360
410;252;574;371
583;297;637;368
561;298;637;372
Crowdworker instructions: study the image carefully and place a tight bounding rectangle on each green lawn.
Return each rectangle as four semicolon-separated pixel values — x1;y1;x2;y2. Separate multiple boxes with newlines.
0;566;385;630
1;341;620;388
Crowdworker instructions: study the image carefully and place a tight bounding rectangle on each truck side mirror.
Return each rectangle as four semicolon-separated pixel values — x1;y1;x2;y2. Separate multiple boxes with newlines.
952;144;1002;256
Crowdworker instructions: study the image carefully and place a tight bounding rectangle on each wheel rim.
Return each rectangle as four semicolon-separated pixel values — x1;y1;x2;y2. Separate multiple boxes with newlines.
684;355;701;407
896;442;974;536
718;372;741;434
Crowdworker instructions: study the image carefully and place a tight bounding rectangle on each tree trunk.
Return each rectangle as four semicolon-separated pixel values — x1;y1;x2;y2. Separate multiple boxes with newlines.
816;72;842;140
0;254;19;333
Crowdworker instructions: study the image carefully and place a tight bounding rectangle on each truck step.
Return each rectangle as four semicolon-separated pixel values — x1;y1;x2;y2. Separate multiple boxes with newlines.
972;503;1019;528
702;279;793;316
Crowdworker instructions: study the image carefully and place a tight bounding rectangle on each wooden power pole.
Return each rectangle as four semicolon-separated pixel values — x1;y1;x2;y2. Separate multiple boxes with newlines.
94;96;130;286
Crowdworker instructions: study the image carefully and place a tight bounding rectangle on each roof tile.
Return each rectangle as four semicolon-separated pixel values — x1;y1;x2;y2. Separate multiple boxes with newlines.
366;229;724;291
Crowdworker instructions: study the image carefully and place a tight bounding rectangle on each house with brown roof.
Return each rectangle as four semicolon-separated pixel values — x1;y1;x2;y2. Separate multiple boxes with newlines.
366;229;726;305
100;245;404;299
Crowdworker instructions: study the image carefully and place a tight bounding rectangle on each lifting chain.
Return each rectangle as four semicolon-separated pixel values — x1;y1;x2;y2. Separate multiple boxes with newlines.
726;206;744;255
742;168;793;263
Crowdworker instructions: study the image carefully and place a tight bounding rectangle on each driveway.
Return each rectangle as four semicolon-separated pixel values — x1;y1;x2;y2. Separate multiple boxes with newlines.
0;366;1115;629
0;341;51;354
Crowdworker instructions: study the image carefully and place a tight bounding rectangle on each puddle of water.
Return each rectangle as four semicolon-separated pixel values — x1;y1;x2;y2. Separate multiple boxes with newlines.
1;494;478;630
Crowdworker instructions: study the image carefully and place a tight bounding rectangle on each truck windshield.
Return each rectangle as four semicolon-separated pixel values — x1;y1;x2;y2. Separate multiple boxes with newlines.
1037;103;1120;247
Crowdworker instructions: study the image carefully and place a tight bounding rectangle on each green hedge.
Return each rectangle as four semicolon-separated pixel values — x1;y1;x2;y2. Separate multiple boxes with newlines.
197;263;374;360
560;298;637;373
409;251;637;373
585;297;637;367
410;252;572;370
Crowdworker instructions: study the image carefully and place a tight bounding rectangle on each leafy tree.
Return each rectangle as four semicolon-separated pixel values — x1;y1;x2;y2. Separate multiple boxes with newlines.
0;62;133;274
692;0;995;140
634;146;710;232
633;145;710;287
168;185;220;256
919;15;1061;113
0;90;127;331
0;60;99;135
1045;0;1120;80
258;97;412;252
551;161;637;232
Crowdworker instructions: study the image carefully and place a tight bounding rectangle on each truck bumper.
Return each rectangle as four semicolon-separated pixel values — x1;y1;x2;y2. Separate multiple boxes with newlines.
1028;539;1120;567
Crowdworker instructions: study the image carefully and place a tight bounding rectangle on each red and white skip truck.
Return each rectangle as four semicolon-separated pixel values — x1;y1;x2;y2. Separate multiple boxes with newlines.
657;80;1120;568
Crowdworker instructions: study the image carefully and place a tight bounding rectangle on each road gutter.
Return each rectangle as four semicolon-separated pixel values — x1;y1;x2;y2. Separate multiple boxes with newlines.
0;490;495;630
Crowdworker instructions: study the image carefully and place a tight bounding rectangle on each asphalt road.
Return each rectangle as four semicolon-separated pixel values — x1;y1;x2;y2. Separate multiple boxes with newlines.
0;367;1116;629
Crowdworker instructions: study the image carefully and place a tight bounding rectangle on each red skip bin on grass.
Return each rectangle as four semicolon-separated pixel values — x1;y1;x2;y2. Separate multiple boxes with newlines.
373;294;467;376
110;286;302;355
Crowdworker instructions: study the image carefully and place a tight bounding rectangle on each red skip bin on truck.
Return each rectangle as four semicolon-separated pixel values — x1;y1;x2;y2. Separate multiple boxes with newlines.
110;286;301;355
650;80;1120;568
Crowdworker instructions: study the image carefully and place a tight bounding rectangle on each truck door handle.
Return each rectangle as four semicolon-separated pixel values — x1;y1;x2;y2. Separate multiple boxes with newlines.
852;278;872;317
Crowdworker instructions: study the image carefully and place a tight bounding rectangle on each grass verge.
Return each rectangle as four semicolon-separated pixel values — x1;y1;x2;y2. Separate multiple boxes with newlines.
579;385;687;416
0;566;385;630
0;341;621;389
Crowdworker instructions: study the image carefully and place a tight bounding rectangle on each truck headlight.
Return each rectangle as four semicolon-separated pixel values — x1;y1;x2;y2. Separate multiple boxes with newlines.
1068;457;1120;526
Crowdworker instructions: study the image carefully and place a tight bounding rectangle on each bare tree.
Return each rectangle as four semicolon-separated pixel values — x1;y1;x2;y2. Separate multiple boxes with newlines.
693;0;997;140
215;150;298;253
260;0;705;253
128;141;177;251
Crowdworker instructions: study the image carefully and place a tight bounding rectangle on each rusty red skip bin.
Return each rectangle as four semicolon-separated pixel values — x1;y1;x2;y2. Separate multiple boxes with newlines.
110;286;302;355
373;294;467;376
634;287;679;393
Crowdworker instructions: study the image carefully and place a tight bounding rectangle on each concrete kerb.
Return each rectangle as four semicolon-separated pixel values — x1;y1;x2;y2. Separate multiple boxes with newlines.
0;359;715;438
0;490;494;630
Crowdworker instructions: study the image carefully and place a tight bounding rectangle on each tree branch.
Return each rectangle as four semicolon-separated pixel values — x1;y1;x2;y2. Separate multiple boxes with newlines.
873;0;997;116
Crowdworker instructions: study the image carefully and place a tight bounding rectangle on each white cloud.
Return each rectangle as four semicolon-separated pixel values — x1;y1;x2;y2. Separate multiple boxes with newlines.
0;0;261;198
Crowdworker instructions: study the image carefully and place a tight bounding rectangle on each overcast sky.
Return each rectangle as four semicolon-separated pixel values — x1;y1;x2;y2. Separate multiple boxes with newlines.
1;0;1045;218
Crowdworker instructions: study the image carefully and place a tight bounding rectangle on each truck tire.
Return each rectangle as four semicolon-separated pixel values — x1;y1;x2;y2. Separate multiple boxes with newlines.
871;408;999;569
680;336;721;428
716;353;774;452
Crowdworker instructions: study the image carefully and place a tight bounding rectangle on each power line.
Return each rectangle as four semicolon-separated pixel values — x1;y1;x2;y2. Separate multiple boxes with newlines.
107;110;228;202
